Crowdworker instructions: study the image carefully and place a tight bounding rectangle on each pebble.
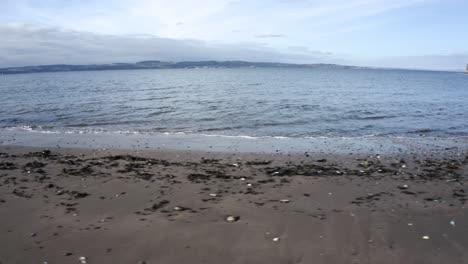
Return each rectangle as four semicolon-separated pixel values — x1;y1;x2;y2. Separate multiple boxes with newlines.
279;199;290;203
225;215;240;223
450;220;455;227
272;237;280;242
79;256;87;263
422;236;430;240
209;193;217;197
173;206;185;211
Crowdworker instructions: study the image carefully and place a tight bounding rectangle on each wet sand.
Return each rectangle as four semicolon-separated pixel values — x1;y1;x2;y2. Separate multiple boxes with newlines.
0;145;467;263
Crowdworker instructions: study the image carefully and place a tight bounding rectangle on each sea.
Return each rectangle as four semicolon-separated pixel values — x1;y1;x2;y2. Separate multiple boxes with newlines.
1;67;467;154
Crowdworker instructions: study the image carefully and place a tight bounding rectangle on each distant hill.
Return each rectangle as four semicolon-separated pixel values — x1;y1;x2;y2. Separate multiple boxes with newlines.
0;60;361;75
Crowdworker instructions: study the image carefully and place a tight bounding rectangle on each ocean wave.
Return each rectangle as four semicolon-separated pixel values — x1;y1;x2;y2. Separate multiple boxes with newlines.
3;125;468;140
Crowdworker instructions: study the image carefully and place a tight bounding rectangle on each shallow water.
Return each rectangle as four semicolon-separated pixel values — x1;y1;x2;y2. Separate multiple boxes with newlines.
1;67;467;138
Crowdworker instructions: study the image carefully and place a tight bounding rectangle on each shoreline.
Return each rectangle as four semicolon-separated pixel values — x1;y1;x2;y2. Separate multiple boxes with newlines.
1;129;467;158
0;145;467;263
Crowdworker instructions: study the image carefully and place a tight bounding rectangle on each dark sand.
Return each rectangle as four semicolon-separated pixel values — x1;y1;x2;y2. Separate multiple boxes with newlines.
0;145;467;263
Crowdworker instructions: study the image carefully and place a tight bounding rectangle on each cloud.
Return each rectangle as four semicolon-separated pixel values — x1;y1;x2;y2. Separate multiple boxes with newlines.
0;24;338;67
1;0;466;71
255;34;286;38
360;54;468;71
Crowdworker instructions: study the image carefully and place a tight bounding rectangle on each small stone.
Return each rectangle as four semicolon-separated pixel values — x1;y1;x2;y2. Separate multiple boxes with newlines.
209;193;217;197
225;215;240;223
63;252;73;256
173;206;186;211
279;199;290;203
450;220;455;227
398;184;409;190
247;183;252;187
272;237;280;242
79;256;87;264
30;232;37;237
138;261;147;264
408;223;413;226
240;177;246;181
422;236;430;240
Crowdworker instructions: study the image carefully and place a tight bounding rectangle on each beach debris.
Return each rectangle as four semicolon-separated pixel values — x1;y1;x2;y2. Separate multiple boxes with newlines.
149;200;169;211
247;183;252;187
360;161;369;167
115;192;126;197
173;206;187;211
209;193;218;197
422;236;430;240
398;184;409;190
272;237;280;242
240;177;246;181
450;220;456;227
232;163;239;167
272;171;280;176
408;223;413;226
79;256;87;264
401;164;407;168
279;199;290;203
225;215;240;223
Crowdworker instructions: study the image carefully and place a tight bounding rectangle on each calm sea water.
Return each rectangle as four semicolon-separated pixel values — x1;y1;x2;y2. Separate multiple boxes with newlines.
1;68;467;138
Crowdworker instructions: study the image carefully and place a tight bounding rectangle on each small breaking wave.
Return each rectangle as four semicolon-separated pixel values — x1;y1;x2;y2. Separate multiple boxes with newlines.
4;125;467;141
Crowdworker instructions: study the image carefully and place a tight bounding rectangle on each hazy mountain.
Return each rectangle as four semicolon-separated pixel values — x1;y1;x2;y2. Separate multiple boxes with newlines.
0;60;360;75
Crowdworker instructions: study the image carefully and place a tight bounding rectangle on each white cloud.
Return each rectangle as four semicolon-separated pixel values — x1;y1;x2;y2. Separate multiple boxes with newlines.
0;24;339;67
1;0;466;70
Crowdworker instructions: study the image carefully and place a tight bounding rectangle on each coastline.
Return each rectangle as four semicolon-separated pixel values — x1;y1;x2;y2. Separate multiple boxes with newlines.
0;138;467;263
1;128;467;157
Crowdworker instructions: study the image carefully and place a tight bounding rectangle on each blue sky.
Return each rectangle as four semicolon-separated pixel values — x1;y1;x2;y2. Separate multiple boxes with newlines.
1;0;467;70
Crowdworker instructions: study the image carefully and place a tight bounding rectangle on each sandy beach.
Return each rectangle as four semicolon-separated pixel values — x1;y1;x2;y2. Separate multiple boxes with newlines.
0;145;467;263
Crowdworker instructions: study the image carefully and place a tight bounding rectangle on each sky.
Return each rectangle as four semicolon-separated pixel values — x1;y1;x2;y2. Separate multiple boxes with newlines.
1;0;467;70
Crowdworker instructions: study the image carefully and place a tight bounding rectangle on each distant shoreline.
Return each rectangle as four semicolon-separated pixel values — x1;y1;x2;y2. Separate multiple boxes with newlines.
0;60;461;75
